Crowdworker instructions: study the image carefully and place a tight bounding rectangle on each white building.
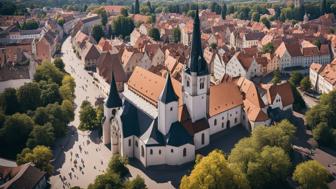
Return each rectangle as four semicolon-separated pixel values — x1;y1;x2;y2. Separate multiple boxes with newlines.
310;60;336;94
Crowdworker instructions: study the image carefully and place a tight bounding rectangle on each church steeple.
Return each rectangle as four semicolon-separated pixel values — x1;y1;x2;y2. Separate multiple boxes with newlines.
159;72;178;104
187;8;208;76
106;73;122;108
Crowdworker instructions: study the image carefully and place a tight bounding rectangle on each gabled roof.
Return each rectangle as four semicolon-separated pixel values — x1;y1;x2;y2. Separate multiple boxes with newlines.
261;82;294;107
159;73;178;104
106;73;122;108
96;51;126;84
166;121;193;146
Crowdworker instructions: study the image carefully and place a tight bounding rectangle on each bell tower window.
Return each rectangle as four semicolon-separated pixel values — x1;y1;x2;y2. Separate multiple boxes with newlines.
200;78;205;89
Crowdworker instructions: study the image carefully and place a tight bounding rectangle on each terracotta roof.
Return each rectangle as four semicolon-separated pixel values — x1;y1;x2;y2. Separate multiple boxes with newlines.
131;14;150;23
237;52;254;71
97;38;113;52
310;62;323;73
261;82;294;107
96;51;126;84
165;55;178;73
83;43;100;60
243;99;269;122
318;59;336;86
74;31;88;45
209;82;243;117
236;77;265;108
244;32;265;41
103;5;126;13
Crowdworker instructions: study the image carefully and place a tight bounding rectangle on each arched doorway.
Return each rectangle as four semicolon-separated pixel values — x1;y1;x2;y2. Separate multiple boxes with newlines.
227;120;231;129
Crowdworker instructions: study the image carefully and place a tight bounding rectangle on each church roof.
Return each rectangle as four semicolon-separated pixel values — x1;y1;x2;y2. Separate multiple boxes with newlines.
166;122;193;146
159;72;178;104
106;73;122;108
186;9;208;76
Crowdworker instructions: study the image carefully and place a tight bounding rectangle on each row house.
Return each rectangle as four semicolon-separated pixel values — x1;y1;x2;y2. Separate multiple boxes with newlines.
33;30;58;63
260;82;294;111
310;60;336;94
143;44;165;67
121;47;151;77
7;26;44;40
103;5;126;16
274;41;331;73
242;32;265;48
0;39;33;66
81;42;100;70
80;15;101;34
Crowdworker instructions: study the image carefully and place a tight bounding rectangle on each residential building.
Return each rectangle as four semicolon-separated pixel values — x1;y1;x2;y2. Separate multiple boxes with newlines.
310;60;336;94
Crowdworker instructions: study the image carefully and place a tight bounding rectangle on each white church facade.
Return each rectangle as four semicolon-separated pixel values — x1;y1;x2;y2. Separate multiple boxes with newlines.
101;11;293;167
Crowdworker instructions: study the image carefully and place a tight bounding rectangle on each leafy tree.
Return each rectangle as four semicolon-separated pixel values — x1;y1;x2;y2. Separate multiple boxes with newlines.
101;10;108;26
221;3;227;20
61;99;75;123
172;28;181;43
300;76;311;92
148;14;156;24
252;12;260;22
53;58;65;72
121;8;128;17
79;100;97;130
271;69;281;84
313;39;322;49
112;16;135;39
290;83;306;111
92;25;105;43
26;123;55;148
148;28;160;41
0;112;5;128
261;17;271;29
312;122;335;147
88;172;122;189
289;71;303;86
0;0;17;15
21;20;39;30
187;10;196;18
180;150;250;189
0;113;33;153
59;75;76;101
17;82;41;111
108;155;129;179
261;43;274;53
57;18;65;27
134;0;140;14
46;103;68;137
0;88;19;115
39;82;61;106
34;61;64;85
17;145;54;175
228;5;235;14
293;160;330;189
321;0;327;15
33;107;49;125
125;175;147;189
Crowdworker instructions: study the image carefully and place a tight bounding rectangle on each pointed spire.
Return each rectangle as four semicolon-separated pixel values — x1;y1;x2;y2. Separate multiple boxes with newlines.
187;5;208;76
159;72;178;104
106;73;122;108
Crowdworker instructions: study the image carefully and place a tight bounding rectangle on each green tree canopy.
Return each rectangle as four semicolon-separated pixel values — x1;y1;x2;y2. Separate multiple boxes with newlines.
34;61;64;85
180;150;250;189
79;100;97;131
221;3;227;20
148;28;160;41
53;58;65;72
293;160;330;189
252;12;260;22
17;82;41;111
0;88;19;115
271;69;281;84
21;20;39;30
289;71;303;86
125;175;147;189
300;76;311;92
17;145;54;175
134;0;140;14
261;17;271;29
112;16;135;39
172;27;181;43
92;25;105;43
261;43;274;54
121;8;128;17
26;123;55;148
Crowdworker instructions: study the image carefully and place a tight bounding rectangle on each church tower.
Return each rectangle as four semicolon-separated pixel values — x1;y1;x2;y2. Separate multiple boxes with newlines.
102;73;122;145
158;72;179;135
182;9;210;123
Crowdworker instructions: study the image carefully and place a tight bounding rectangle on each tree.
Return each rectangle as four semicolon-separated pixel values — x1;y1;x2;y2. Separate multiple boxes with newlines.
300;76;311;92
171;27;181;43
134;0;140;14
88;172;122;189
221;3;227;20
187;10;196;18
21;20;39;30
34;61;64;85
121;8;128;17
59;75;75;101
44;103;68;137
0;88;20;115
180;150;250;189
101;10;108;26
39;81;61;106
228;5;235;14
17;82;41;111
57;18;65;27
79;100;97;130
321;0;327;15
125;175;147;189
290;83;307;111
17;145;54;175
293;160;330;189
271;69;281;84
107;155;129;179
312;122;335;147
0;113;33;153
252;12;260;22
261;17;271;29
53;58;65;72
246;146;291;189
148;28;160;41
61;99;75;123
289;71;303;86
261;43;274;53
313;39;322;50
112;16;135;38
92;25;105;43
26;123;55;148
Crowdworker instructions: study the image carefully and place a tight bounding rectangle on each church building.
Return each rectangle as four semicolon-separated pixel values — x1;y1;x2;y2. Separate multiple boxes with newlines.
102;10;267;167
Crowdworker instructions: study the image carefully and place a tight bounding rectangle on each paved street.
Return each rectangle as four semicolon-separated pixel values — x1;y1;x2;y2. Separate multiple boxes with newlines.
49;37;176;189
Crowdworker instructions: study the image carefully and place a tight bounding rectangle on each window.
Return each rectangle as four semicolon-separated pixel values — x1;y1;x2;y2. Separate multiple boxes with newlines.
200;78;205;89
235;118;237;123
201;133;205;145
141;146;144;157
170;107;173;111
159;150;161;155
214;119;217;126
187;80;190;87
128;139;131;147
150;149;153;155
183;148;187;157
222;122;224;128
135;141;138;147
171;149;174;153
